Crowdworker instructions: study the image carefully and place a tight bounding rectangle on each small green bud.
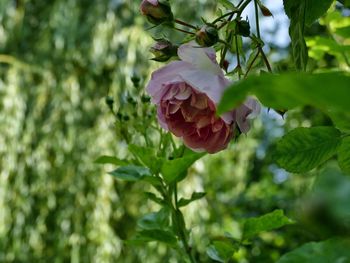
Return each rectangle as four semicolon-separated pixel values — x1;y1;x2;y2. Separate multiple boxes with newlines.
236;19;250;37
195;25;219;47
150;39;178;62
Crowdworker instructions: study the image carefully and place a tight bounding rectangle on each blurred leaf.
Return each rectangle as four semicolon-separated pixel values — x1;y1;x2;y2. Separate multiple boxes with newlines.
207;236;239;262
277;238;350;263
218;72;350;115
242;210;294;240
137;208;170;230
274;127;341;173
178;192;206;207
108;165;151;181
94;155;129;166
129;144;164;174
217;0;236;10
161;150;205;183
207;245;225;263
338;137;350;175
335;26;350;38
144;192;165;205
129;229;177;245
313;165;350;220
328;110;350;132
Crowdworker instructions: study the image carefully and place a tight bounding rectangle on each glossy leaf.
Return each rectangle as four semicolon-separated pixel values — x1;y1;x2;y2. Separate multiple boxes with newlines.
274;127;341;173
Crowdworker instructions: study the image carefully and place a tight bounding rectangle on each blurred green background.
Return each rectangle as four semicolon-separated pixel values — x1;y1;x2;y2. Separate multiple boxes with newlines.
1;0;349;262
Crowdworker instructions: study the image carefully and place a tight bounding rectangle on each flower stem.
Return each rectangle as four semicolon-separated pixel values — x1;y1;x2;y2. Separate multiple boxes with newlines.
259;47;272;72
244;49;260;79
174;19;197;30
169;183;197;263
173;26;195;35
254;0;261;39
235;35;242;79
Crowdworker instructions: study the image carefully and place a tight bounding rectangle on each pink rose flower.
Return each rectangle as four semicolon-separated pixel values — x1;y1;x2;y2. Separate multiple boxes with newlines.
147;42;260;154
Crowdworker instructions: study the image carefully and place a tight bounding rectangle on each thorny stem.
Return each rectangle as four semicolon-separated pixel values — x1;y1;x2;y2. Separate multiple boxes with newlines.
175;19;197;30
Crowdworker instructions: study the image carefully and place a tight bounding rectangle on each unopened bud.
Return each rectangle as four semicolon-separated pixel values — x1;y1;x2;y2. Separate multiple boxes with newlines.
236;19;250;37
140;0;173;25
150;39;178;62
195;25;219;47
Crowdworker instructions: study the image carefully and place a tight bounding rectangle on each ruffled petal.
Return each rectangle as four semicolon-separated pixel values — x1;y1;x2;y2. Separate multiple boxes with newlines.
146;61;194;104
178;42;222;75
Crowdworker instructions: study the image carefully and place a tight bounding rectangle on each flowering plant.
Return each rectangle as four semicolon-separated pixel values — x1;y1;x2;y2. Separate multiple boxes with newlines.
147;42;260;153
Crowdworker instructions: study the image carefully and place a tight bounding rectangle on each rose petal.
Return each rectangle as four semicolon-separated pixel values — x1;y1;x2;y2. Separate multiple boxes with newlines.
178;42;222;75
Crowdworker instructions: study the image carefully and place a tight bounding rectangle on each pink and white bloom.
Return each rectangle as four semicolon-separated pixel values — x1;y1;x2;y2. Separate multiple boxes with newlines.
146;42;260;154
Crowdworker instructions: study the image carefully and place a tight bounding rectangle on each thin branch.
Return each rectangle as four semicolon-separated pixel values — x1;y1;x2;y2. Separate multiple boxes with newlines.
174;19;197;30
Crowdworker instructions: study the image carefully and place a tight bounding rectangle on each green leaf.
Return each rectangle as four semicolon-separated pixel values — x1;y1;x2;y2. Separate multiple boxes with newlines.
128;144;164;173
217;72;350;115
207;236;239;263
108;165;151;181
274;127;341;173
283;0;334;26
94;155;128;166
242;210;294;240
217;0;236;10
313;165;350;220
161;150;205;183
283;0;334;69
130;229;177;245
144;192;165;205
178;192;206;207
277;238;350;263
137;208;170;230
283;0;308;70
328;110;350;132
207;245;225;263
338;137;350;175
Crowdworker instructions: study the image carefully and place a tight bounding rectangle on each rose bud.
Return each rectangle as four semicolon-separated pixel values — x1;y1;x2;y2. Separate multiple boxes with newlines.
150;39;178;62
146;42;260;154
140;0;173;25
195;25;219;47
